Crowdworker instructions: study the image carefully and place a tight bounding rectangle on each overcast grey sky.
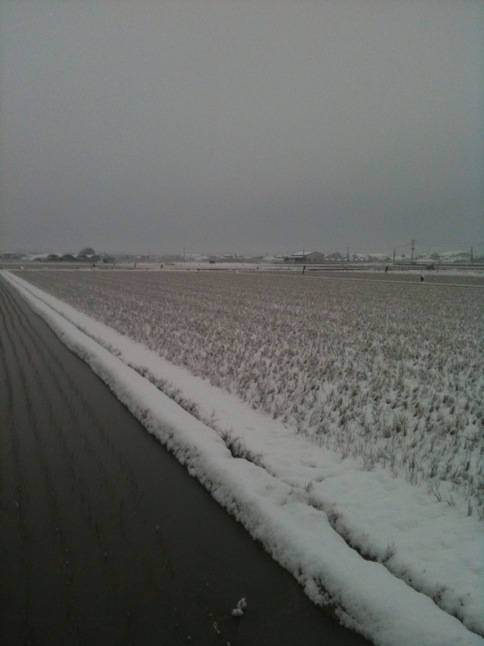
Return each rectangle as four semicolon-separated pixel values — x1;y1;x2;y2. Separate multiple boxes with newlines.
1;1;482;256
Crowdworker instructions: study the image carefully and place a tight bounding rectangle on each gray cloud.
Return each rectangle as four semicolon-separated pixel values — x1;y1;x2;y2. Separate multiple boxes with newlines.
1;1;482;255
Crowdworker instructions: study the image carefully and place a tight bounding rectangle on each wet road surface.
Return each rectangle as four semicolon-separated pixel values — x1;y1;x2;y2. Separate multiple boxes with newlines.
0;276;370;645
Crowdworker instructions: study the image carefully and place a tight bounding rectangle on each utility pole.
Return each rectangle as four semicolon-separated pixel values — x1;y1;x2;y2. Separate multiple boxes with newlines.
393;248;396;265
471;247;474;265
410;239;415;264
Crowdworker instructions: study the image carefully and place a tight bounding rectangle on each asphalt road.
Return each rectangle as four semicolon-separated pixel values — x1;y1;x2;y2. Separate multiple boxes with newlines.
0;276;369;646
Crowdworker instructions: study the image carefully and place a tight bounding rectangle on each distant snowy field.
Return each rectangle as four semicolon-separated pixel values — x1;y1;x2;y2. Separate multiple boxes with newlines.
4;269;483;646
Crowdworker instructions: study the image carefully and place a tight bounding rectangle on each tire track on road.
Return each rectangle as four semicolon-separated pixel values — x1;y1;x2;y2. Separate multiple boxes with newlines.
1;279;177;643
3;280;177;589
1;280;82;641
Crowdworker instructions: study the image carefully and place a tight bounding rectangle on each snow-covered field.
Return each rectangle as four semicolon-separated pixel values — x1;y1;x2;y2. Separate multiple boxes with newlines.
3;269;483;646
12;268;483;515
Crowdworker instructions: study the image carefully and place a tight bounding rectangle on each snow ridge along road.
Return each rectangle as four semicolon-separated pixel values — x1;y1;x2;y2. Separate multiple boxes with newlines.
2;270;483;646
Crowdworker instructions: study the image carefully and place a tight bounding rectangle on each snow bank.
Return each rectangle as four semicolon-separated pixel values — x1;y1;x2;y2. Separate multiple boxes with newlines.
3;270;483;646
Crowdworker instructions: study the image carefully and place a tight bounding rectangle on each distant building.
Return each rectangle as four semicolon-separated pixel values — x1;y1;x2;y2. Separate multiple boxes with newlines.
284;251;326;264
